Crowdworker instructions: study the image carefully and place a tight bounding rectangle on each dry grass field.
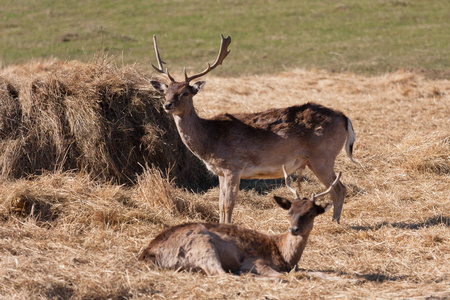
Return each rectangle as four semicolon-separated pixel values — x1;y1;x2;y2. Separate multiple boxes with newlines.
0;60;449;299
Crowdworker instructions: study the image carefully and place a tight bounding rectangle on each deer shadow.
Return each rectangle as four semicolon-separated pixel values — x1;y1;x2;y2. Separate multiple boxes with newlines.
350;215;450;231
239;178;284;194
304;216;449;284
303;268;410;283
239;174;314;195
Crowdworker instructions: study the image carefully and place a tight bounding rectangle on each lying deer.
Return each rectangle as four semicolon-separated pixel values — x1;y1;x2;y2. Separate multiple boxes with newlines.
150;34;357;223
139;167;340;279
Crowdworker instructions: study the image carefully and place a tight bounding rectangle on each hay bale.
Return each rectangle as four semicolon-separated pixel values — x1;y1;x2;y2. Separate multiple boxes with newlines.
0;59;212;187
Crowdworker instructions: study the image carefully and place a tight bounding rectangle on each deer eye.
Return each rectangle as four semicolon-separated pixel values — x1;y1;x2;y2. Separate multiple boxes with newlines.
181;92;190;97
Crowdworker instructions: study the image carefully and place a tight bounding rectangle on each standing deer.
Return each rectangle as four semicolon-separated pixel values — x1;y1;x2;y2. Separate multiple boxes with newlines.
150;34;357;223
139;167;340;279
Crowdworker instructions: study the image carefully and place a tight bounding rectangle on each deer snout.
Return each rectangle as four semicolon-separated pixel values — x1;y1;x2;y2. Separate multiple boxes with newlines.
289;226;301;235
163;102;174;111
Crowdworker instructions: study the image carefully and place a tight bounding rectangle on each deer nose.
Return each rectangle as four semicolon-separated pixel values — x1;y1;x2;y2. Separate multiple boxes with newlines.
163;102;174;110
289;226;300;235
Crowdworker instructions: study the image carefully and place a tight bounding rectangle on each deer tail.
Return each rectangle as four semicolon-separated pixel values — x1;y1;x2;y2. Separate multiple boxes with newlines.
345;118;362;167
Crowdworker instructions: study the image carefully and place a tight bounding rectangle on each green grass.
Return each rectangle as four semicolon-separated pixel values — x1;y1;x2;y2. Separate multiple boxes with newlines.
0;0;448;78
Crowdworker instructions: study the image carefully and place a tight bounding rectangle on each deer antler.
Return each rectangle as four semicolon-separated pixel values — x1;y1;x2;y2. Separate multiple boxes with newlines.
151;35;175;82
184;34;231;83
283;165;299;199
312;172;342;202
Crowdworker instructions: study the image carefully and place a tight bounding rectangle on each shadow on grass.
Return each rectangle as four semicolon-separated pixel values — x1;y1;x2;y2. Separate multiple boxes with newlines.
239;178;284;194
305;268;409;283
239;175;315;195
353;273;409;283
351;215;450;231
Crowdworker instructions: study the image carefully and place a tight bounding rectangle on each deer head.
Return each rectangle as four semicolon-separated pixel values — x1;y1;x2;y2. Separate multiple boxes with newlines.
274;166;340;236
149;34;231;115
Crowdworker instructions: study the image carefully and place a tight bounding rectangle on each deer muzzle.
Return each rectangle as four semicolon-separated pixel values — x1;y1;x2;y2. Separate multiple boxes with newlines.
289;226;301;235
163;102;174;112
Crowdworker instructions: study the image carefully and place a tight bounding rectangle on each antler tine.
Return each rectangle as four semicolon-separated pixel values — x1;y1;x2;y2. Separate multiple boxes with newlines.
151;35;175;82
185;34;231;83
312;172;342;201
283;165;299;199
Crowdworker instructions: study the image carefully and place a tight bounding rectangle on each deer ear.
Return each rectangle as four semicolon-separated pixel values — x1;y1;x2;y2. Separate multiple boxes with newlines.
274;196;292;210
191;81;206;95
150;81;167;95
316;203;332;215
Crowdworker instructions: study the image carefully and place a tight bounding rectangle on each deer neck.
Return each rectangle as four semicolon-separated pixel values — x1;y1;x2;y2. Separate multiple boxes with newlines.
172;106;209;158
273;232;310;269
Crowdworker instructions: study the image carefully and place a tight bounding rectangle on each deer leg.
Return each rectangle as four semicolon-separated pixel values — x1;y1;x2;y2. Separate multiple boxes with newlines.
219;176;226;223
255;264;284;279
183;231;228;276
219;172;241;224
240;258;284;280
307;161;346;223
201;257;228;276
330;180;346;224
295;164;307;192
